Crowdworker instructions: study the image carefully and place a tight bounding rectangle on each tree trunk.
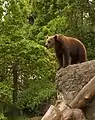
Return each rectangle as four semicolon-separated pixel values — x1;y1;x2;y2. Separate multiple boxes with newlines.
41;101;86;120
70;76;95;109
12;60;19;103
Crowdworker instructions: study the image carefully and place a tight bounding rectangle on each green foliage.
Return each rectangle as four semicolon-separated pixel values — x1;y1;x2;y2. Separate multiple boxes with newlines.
0;113;7;120
18;81;56;109
0;82;12;103
37;16;69;41
17;41;57;111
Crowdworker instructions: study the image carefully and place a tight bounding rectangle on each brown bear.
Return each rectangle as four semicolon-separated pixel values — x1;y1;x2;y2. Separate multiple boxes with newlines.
45;34;87;69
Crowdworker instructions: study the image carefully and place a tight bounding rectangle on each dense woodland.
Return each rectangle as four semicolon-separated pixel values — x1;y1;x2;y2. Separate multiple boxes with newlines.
0;0;95;119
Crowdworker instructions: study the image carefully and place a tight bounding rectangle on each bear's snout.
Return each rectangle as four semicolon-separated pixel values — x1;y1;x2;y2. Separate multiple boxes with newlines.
45;44;48;48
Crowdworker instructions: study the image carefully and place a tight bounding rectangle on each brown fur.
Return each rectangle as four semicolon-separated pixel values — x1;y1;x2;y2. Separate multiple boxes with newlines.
45;34;87;69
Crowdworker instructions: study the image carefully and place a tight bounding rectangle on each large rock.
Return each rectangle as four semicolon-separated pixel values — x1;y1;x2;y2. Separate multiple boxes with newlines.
55;60;95;120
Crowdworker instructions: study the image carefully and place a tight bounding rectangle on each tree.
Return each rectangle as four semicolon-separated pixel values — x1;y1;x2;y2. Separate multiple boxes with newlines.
0;0;57;118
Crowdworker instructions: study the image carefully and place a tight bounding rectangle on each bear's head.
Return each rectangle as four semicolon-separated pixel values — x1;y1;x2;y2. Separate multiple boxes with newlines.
45;34;58;49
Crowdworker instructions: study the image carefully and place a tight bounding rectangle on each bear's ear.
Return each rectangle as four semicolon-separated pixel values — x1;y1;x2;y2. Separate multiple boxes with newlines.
45;35;49;39
53;34;58;40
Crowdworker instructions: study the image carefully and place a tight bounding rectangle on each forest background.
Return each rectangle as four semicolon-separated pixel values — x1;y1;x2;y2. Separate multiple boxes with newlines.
0;0;95;119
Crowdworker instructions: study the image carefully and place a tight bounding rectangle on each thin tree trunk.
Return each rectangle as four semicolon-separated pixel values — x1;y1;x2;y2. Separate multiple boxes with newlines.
12;60;19;103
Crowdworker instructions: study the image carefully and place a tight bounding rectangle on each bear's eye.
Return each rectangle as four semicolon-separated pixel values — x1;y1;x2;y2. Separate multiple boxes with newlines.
48;41;51;44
